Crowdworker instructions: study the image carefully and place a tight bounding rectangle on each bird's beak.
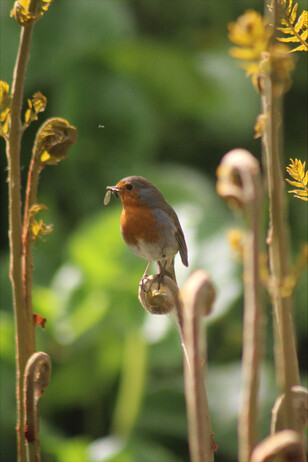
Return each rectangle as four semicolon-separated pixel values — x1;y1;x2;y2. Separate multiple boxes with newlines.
106;185;119;198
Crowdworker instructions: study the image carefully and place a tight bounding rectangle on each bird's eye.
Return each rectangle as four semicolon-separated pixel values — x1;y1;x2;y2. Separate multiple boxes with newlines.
126;183;133;191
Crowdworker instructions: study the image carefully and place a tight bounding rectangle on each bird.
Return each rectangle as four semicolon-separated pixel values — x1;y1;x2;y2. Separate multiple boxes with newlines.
106;176;188;284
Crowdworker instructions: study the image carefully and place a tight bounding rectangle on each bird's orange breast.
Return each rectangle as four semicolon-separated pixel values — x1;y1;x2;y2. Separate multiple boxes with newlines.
120;197;160;246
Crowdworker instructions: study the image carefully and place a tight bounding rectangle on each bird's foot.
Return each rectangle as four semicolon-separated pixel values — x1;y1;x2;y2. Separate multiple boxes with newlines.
139;277;149;293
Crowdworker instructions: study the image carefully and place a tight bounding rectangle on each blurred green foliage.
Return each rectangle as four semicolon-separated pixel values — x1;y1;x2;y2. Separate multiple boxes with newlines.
0;1;307;461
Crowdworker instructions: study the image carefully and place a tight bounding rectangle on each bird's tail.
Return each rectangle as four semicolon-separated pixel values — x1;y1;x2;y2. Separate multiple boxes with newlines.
157;258;176;283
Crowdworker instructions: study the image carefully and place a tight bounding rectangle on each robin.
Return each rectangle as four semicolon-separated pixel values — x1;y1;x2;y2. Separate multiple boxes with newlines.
105;176;188;283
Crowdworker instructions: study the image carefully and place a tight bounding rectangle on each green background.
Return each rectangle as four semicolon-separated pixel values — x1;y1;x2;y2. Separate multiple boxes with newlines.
0;1;307;461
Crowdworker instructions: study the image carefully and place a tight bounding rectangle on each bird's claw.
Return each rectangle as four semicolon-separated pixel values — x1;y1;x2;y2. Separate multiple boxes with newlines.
139;277;149;293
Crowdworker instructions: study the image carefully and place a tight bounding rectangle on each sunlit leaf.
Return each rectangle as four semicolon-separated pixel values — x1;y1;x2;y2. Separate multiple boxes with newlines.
0;81;10;111
0;82;11;137
286;158;308;201
277;1;308;52
285;179;305;188
0;107;10;137
29;203;48;217
31;219;53;240
40;151;51;162
28;204;53;240
287;189;308;197
24;108;31;124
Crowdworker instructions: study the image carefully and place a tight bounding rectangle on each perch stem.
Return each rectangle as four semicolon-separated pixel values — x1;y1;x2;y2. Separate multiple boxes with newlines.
182;271;216;462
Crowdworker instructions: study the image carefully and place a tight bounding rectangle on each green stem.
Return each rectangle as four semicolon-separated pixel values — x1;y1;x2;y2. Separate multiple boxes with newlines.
6;2;40;459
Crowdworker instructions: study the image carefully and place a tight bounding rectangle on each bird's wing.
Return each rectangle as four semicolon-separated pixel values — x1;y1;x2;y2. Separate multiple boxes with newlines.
175;226;188;267
166;205;188;267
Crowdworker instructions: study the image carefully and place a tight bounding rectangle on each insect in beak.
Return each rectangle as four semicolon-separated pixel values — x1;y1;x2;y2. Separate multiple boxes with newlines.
104;186;119;205
107;186;119;198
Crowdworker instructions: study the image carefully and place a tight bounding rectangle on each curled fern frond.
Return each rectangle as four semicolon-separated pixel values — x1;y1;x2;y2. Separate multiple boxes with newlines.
286;158;308;201
277;0;308;52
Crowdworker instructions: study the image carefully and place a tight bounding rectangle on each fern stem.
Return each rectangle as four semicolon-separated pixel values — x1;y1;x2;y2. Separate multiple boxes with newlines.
6;1;40;459
262;0;300;430
22;132;44;355
217;150;263;462
182;271;216;462
24;352;51;462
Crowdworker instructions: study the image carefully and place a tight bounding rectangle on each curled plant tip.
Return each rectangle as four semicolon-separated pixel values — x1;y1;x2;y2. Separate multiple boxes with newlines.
24;91;47;126
216;149;260;209
271;385;308;434
181;269;216;318
28;203;53;241
24;352;51;448
11;0;53;26
250;430;303;462
138;274;179;315
35;118;77;165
